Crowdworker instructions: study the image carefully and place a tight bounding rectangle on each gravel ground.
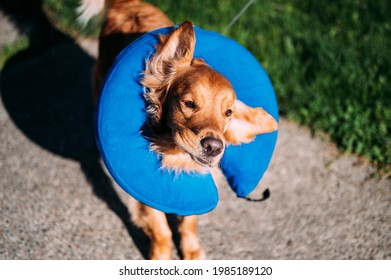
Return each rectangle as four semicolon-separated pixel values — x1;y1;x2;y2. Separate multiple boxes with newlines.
0;8;390;260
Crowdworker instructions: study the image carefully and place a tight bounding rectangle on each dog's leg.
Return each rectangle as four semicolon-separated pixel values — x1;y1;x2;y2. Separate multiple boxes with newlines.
130;200;173;259
179;216;206;260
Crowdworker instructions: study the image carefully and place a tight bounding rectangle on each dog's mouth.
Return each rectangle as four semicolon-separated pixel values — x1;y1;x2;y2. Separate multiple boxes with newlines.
193;155;209;166
171;128;224;168
191;154;220;168
178;142;221;167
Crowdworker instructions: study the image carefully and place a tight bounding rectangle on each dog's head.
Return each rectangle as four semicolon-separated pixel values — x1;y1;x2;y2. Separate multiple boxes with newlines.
142;22;278;172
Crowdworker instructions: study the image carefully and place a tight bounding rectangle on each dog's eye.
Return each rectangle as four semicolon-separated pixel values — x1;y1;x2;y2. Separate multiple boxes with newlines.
225;109;232;117
184;100;196;109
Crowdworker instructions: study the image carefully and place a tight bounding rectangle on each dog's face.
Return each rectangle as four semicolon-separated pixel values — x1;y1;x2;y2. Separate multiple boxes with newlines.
166;65;235;167
142;21;278;172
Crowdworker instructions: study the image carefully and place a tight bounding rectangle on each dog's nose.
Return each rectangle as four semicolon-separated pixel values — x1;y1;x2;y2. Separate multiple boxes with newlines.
201;137;224;157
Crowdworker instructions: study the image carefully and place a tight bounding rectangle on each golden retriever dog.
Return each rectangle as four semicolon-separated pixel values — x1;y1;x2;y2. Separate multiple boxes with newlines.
79;0;277;259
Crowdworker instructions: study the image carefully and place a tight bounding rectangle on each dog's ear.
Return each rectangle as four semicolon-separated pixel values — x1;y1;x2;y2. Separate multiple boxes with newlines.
142;21;195;123
224;100;278;145
156;21;195;70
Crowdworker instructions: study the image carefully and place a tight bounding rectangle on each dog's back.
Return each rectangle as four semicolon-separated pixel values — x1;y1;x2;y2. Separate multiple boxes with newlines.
79;0;173;98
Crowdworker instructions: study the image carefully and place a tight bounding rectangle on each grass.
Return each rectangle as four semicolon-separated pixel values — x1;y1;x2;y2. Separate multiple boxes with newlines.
7;0;391;170
43;0;101;37
0;37;29;69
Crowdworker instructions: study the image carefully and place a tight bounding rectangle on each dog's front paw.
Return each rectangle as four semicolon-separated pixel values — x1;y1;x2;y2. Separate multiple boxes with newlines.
181;235;207;260
150;242;173;260
183;246;207;260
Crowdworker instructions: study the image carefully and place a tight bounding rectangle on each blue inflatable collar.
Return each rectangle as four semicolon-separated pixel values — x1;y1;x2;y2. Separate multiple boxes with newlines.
95;26;278;216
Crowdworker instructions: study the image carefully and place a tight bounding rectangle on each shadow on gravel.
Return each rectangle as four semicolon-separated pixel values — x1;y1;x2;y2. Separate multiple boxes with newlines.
0;0;151;259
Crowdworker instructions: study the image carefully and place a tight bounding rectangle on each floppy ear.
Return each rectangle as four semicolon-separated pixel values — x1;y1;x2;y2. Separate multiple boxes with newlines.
142;21;195;123
224;100;278;145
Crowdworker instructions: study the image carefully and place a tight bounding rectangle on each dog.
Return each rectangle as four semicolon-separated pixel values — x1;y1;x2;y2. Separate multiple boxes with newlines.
79;0;278;259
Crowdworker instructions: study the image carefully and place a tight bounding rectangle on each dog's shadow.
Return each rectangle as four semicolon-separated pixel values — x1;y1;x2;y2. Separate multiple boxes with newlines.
0;0;181;259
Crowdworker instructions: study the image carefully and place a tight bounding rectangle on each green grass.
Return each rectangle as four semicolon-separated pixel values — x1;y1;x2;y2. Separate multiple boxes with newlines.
0;37;29;69
39;0;391;169
43;0;101;36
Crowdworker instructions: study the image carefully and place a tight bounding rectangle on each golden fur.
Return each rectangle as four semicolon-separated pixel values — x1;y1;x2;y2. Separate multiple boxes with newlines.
83;0;277;259
141;22;277;173
93;0;172;98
